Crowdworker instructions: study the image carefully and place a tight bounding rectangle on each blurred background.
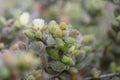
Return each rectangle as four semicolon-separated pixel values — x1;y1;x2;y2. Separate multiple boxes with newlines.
0;0;115;35
0;0;117;52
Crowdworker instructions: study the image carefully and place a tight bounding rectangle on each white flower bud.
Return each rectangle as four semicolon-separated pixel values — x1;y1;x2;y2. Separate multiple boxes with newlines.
19;12;30;25
32;19;45;30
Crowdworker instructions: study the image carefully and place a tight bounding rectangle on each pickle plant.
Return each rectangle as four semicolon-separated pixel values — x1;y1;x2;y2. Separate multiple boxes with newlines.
24;18;94;80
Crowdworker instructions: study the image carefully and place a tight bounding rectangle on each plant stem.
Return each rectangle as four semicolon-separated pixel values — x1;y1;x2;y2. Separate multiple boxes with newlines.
84;72;120;80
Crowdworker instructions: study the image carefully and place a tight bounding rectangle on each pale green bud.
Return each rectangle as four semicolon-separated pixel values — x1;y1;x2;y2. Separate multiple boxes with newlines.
49;20;57;26
55;38;65;50
41;25;48;31
62;30;68;36
84;46;92;53
59;22;67;30
14;21;22;28
68;46;79;56
48;20;57;34
62;55;73;65
46;36;55;46
64;37;75;44
24;30;35;39
35;31;42;39
53;29;63;37
48;25;57;34
83;35;94;44
50;61;66;72
69;67;78;74
72;50;79;56
46;48;59;60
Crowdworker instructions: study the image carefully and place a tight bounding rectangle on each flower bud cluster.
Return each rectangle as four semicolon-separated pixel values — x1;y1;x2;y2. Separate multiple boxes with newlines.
24;19;94;73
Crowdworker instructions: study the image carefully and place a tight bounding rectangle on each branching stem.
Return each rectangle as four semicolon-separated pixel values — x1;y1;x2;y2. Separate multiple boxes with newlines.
84;72;120;80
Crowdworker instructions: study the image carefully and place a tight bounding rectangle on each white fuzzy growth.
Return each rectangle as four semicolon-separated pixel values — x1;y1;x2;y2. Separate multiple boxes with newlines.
32;19;45;30
19;12;30;25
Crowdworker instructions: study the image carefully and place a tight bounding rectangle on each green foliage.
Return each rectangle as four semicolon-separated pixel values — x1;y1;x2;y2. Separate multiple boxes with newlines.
109;62;116;73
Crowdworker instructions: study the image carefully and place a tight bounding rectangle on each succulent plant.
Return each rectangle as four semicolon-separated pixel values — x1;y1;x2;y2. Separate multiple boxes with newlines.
24;19;94;77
